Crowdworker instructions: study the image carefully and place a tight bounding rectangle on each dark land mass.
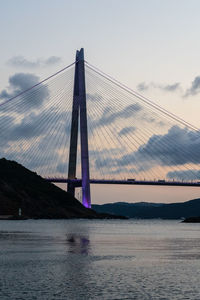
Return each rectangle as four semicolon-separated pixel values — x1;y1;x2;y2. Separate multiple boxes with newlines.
182;216;200;223
92;199;200;219
0;158;126;219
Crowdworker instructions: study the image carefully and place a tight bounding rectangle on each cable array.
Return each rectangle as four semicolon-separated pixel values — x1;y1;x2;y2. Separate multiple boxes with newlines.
85;62;200;181
0;63;75;177
0;59;200;182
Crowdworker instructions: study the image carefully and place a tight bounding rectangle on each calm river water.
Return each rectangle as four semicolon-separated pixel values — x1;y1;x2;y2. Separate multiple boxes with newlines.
0;219;200;300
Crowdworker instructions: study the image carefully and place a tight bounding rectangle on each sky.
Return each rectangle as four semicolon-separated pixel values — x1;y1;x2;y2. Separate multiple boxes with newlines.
1;0;200;204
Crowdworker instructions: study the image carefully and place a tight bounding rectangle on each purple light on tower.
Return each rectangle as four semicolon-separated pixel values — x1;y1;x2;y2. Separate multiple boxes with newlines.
67;49;91;209
82;195;90;208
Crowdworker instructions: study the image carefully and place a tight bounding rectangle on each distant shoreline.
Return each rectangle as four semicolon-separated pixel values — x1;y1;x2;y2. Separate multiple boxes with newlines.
92;198;200;219
182;216;200;223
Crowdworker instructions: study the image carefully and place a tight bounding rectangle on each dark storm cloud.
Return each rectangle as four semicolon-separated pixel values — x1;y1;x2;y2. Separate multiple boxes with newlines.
119;126;136;136
7;56;62;68
184;76;200;97
167;170;200;180
0;73;49;110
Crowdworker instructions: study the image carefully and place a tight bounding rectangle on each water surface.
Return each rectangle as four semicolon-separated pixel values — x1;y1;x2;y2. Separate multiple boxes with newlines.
0;219;200;299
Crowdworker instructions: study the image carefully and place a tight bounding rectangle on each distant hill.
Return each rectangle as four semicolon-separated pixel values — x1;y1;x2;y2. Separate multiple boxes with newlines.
92;199;200;219
0;158;124;219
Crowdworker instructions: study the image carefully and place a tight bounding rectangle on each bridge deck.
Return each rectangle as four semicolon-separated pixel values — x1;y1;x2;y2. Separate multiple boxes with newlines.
45;178;200;187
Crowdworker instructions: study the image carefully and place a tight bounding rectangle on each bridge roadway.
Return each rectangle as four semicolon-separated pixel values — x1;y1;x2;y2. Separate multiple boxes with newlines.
45;178;200;187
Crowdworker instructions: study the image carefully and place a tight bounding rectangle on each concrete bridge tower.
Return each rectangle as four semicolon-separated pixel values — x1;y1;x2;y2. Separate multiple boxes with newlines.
67;48;91;208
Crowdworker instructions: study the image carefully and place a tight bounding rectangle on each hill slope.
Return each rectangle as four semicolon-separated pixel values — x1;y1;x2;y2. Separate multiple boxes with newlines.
92;199;200;219
0;158;103;219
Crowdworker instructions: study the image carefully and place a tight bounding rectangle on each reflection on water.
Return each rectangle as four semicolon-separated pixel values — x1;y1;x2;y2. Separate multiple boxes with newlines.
66;234;90;255
0;219;200;300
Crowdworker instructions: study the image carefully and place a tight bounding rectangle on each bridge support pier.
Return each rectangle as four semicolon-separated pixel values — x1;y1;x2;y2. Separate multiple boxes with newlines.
67;48;91;208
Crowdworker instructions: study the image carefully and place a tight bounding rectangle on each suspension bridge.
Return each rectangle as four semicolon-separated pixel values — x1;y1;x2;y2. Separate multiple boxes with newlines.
1;48;200;208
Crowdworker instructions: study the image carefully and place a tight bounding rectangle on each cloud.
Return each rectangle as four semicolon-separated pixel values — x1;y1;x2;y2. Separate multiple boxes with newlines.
8;109;64;141
116;125;200;171
94;151;140;175
17;143;59;171
90;148;123;157
116;153;148;169
0;73;49;111
86;93;103;102
141;113;166;127
95;157;115;169
7;113;43;141
7;56;62;68
94;103;142;128
93;148;125;170
160;83;180;92
0;115;15;147
0;105;68;160
44;56;61;65
119;126;136;136
137;82;149;91
56;163;67;174
167;170;200;180
135;125;200;166
106;167;138;175
138;76;200;97
184;76;200;97
137;82;180;93
0;137;60;172
0;109;69;175
0;71;71;176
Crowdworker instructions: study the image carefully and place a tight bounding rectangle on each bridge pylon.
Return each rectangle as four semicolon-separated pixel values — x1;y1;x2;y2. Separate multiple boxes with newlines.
67;48;91;208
